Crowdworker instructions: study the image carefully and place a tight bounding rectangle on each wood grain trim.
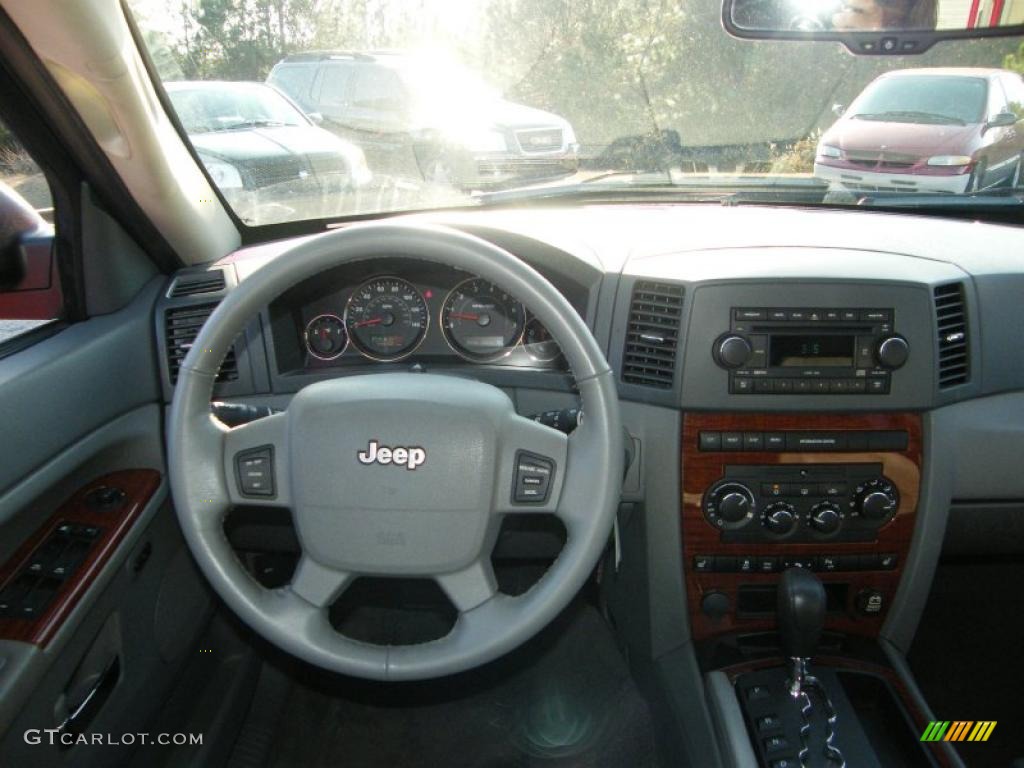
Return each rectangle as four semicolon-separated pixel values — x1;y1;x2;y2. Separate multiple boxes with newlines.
0;470;161;645
682;413;922;642
722;655;953;768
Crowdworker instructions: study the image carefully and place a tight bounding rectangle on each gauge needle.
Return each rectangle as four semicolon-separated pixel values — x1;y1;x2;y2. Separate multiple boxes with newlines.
449;313;480;321
353;318;384;328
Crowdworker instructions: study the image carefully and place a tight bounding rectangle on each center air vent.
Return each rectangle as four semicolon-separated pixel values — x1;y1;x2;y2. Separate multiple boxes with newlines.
165;304;238;384
934;282;969;389
621;280;684;389
168;270;226;298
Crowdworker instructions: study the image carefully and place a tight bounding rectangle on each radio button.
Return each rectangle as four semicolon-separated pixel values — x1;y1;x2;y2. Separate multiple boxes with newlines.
787;310;807;321
699;432;722;451
734;309;766;321
811;380;830;393
794;380;812;393
744;433;764;451
774;379;793;393
848;378;867;393
824;310;840;321
731;377;755;394
867;378;889;394
754;378;774;393
765;433;786;450
768;309;788;321
841;310;859;321
829;380;850;394
862;309;892;322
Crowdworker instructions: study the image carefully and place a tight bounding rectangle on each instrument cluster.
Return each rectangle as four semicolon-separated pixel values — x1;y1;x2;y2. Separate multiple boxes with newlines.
270;258;573;373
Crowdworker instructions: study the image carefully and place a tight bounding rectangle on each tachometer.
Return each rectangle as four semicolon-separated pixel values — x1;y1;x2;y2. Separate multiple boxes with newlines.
344;277;429;361
441;278;525;362
304;313;348;360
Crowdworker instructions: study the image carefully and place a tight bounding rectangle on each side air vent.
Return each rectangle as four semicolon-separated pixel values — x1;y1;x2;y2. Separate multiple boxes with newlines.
622;280;684;389
168;270;226;298
165;304;238;384
934;282;969;388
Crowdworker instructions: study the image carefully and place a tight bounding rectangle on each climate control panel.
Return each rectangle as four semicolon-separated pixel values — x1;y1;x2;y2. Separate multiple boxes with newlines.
702;463;898;543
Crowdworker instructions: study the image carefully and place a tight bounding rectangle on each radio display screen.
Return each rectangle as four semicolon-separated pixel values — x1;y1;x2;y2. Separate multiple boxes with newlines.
770;335;854;367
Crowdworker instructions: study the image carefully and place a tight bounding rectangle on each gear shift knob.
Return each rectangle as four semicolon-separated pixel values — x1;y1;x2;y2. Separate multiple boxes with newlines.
777;567;826;660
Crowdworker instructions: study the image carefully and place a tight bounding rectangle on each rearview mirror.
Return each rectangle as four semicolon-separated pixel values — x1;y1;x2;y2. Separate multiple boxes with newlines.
723;0;1024;54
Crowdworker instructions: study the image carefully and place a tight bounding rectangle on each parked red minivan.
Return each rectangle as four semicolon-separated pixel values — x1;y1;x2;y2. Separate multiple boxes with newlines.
815;68;1024;194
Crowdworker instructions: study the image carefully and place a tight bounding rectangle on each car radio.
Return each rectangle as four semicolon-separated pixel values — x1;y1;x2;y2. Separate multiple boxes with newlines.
712;307;908;395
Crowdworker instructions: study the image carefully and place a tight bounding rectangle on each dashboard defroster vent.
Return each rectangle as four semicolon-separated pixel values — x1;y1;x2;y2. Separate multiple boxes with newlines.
168;270;226;298
934;282;969;388
165;303;238;384
622;280;684;389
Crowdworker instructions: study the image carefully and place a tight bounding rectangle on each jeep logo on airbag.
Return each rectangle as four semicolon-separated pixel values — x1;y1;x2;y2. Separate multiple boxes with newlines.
357;440;426;470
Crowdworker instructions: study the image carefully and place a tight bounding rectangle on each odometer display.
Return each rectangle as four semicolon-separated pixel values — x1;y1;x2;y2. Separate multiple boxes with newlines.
441;278;525;362
344;277;429;361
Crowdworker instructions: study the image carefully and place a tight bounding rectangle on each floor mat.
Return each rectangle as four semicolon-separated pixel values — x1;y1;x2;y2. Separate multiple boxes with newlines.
263;600;658;768
907;560;1024;768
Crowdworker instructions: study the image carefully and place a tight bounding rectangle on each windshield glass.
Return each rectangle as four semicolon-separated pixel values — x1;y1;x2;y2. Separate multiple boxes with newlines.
129;1;1024;226
167;83;307;133
849;75;988;124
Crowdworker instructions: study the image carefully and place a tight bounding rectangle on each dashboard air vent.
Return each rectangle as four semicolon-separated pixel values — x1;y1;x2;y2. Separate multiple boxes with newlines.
168;270;226;298
622;280;684;389
165;304;238;384
934;282;969;388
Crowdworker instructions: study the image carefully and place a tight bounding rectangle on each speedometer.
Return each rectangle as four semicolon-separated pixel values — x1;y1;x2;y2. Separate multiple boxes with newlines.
441;278;525;362
344;277;429;361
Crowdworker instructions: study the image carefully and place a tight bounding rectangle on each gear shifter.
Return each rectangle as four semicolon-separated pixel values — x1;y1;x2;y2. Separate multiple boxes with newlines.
777;567;826;697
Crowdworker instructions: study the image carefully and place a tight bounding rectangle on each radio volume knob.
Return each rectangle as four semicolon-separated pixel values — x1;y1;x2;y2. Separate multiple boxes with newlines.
763;502;797;535
809;502;843;535
876;335;909;369
716;335;753;369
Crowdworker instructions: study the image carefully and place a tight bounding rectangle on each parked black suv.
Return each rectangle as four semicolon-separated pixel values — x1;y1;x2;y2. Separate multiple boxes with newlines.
267;51;579;189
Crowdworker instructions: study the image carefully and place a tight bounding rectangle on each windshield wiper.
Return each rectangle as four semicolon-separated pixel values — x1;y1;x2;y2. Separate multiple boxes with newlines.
219;119;291;131
476;173;830;206
852;111;965;126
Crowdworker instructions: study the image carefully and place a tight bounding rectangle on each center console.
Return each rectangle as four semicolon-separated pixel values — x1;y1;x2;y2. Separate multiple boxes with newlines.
682;412;921;641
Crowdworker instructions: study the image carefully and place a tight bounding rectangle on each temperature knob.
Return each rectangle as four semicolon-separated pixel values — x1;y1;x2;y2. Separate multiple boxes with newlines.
854;479;899;521
809;501;843;535
704;482;756;529
763;502;797;536
715;335;753;369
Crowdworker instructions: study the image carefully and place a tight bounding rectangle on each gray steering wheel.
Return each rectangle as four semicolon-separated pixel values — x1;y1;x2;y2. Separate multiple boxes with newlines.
168;223;622;681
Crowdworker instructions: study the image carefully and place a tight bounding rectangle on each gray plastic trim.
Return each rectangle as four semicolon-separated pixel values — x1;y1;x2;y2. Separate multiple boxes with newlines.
706;670;758;768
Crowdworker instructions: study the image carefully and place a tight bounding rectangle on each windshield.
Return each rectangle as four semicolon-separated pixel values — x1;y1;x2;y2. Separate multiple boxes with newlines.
848;75;988;124
167;83;307;133
129;1;1024;226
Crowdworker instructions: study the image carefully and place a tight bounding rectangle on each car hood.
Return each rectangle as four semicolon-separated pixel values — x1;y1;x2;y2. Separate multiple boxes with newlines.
190;125;358;164
823;118;981;157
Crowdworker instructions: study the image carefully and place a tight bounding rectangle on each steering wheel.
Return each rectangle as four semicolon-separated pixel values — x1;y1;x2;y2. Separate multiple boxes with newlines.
168;223;623;681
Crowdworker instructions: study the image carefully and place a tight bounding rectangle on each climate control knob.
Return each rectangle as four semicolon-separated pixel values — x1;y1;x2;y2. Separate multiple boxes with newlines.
809;501;843;535
855;480;899;521
763;502;797;535
715;335;753;369
703;482;756;529
718;489;754;523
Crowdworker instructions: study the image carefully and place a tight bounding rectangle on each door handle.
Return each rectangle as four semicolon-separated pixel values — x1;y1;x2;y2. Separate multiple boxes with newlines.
56;656;120;746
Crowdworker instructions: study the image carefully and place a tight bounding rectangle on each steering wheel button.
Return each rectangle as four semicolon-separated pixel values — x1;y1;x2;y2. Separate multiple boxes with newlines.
513;451;555;504
235;446;276;497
